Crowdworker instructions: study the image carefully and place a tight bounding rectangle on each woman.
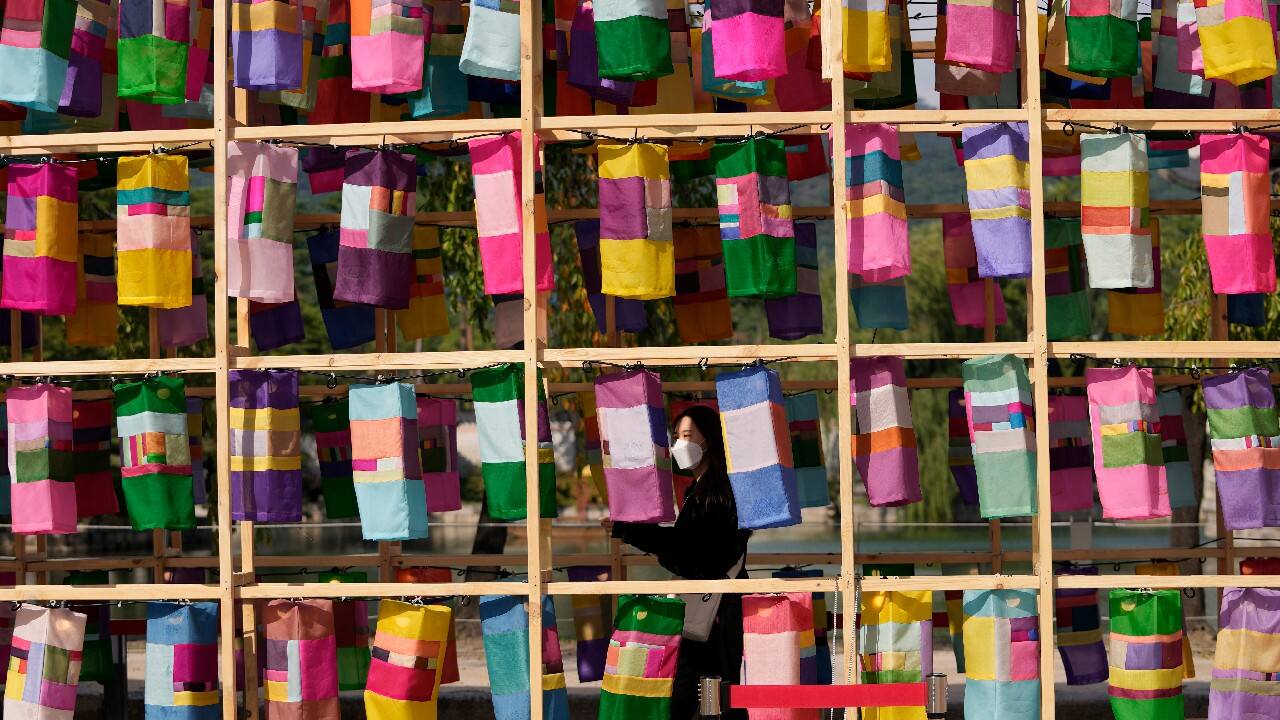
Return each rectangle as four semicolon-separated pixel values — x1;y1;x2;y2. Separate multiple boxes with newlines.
611;404;751;720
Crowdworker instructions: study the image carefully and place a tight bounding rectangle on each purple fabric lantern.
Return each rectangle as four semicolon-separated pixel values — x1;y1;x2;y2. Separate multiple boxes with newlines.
249;299;305;352
574;220;648;334
764;222;823;340
230;369;302;522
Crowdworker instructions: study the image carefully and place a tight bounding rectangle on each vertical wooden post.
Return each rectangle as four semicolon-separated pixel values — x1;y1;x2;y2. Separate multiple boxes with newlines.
1211;298;1235;581
983;280;1004;572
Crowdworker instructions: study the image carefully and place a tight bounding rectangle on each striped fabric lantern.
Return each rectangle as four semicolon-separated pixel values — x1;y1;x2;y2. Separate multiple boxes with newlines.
1195;0;1277;85
844;124;908;282
566;0;637;105
941;213;1008;329
259;0;329;110
480;595;569;720
697;15;766;101
1055;567;1108;686
708;0;787;81
772;568;832;684
1156;390;1196;509
1176;0;1204;74
0;0;75;111
230;370;302;523
742;593;816;720
227;141;300;304
417;397;462;513
187;397;207;505
716;365;800;529
595;369;674;523
249;299;305;351
1080;132;1152;289
714;137;795;298
593;0;673;80
784;392;828;508
3;605;86;720
941;0;1015;72
1133;563;1196;680
1152;0;1211;107
1108;589;1185;719
843;0;892;74
307;229;376;350
114;376;194;531
262;599;339;719
860;591;932;720
157;247;209;349
850;356;921;507
961;354;1037;518
117;0;190;104
1209;587;1280;720
961;122;1031;279
116;154;192;308
599;595;684;720
566;567;612;683
71;399;117;517
962;590;1040;720
1066;0;1139;77
8;384;76;535
1048;395;1093;513
1199;132;1275;294
1203;368;1280;530
947;390;979;505
349;382;427;541
849;275;908;330
458;0;520;81
307;399;358;520
468;133;555;296
396;226;449;341
1086;367;1169;520
470;363;557;521
318;571;371;691
1044;217;1091;339
598;144;674;300
350;0;425;92
574;220;648;335
1107;219;1165;336
844;0;911;105
232;0;303;90
64;232;118;348
393;568;459;685
765;222;822;340
144;601;219;719
1;163;78;316
364;600;450;720
333;149;417;309
312;0;371;125
673;225;733;343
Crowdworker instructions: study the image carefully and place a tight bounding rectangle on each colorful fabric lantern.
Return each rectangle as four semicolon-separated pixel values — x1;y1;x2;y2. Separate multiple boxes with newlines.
259;0;329;110
262;599;339;719
566;566;612;683
1;163;78;315
393;568;459;685
115;154;191;308
849;274;909;330
935;0;1002;95
593;0;672;80
714;137;795;298
716;365;800;529
303;147;346;195
858;591;931;720
742;593;816;720
364;600;450;719
307;229;376;350
0;0;75;111
1152;0;1212;107
480;595;569;720
597;143;674;300
404;0;467;119
947;390;979;505
312;0;371;125
396;226;449;341
1086;367;1169;520
565;0;637;104
227;141;300;304
844;0;912;106
673;225;733;343
1048;395;1093;513
765;222;822;340
65;232;118;348
962;590;1039;720
1199;132;1275;294
470;363;557;521
696;16;767;101
784;392;828;508
1054;566;1108;685
3;605;86;719
1080;132;1152;289
1066;0;1140;77
1156;390;1196;509
1133;563;1196;680
1107;218;1165;336
940;0;1015;72
157;246;209;349
843;0;892;74
1044;217;1091;339
961;122;1031;279
468;133;555;296
333;149;417;309
187;397;207;505
574;220;648;335
961;354;1037;518
114;376;194;531
708;0;786;81
941;213;1008;329
850;357;920;508
308;399;358;520
232;0;303;90
595;369;674;523
71;399;117;518
349;382;427;541
1176;0;1204;74
230;369;302;522
117;0;190;104
1209;587;1280;720
844;124;908;282
1195;0;1277;85
771;568;832;684
249;299;305;351
599;595;684;720
457;0;519;81
8;384;76;535
318;571;371;691
417;397;462;513
143;601;219;719
1204;368;1280;530
1108;589;1185;719
350;0;424;92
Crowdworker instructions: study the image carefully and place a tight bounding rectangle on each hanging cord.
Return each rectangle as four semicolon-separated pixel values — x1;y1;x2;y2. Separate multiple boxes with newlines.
0;140;213;168
4;369;189;387
580;356;797;373
297;364;510;389
567;123;816;146
1067;353;1274;377
261;131;512;154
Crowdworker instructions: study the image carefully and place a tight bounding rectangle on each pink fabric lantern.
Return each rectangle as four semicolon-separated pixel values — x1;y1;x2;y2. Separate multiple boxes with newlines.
595;369;675;523
468;133;555;296
941;212;1009;328
1048;395;1094;512
1199;132;1276;294
844;124;909;281
1;162;79;315
227;141;299;303
709;0;787;81
1086;367;1170;520
7;384;76;534
417;397;462;513
350;0;426;93
942;0;1016;73
850;356;921;507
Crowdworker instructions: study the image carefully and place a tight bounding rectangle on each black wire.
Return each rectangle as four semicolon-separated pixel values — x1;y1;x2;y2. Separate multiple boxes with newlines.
263;131;512;153
568;123;817;147
580;356;798;372
1067;353;1274;377
0;140;212;167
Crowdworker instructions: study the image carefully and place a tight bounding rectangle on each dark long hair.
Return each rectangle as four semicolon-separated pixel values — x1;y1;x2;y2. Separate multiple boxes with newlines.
672;404;735;507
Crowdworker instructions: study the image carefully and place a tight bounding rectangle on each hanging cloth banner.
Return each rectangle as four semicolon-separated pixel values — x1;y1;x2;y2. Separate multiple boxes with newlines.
579;393;608;502
458;0;520;81
231;0;304;90
396;226;449;341
307;229;375;350
1156;390;1196;509
962;590;1040;720
1107;217;1165;336
595;369;675;523
697;14;767;102
784;392;829;508
850;356;921;508
318;570;371;691
941;0;1015;73
1044;217;1091;339
566;566;612;683
230;369;302;522
961;354;1037;518
364;600;450;719
417;397;462;512
844;124;909;282
468;133;556;296
1047;394;1093;513
714;137;796;298
144;601;219;719
71;399;118;518
566;0;639;105
2;162;78;316
1054;566;1108;685
116;154;192;308
947;389;980;505
1151;0;1211;107
765;222;822;340
393;568;460;685
262;599;340;718
312;0;372;125
404;0;467;119
1195;0;1277;85
114;376;194;531
333;149;417;309
308;398;359;520
4;605;87;719
709;0;787;81
65;232;117;348
480;595;570;720
1108;589;1185;719
717;364;800;529
593;0;673;80
1199;132;1275;294
1085;366;1169;520
249;299;305;351
597;143;675;300
349;382;427;541
772;568;833;684
350;0;425;92
227;141;300;304
157;244;209;349
0;0;75;112
599;595;684;720
117;0;190;104
470;363;558;521
859;590;932;720
187;397;207;505
259;0;330;110
574;220;649;335
845;0;913;106
8;384;77;535
843;0;892;74
1203;368;1280;530
1080;132;1153;289
961;122;1031;279
673;225;733;343
1209;587;1280;720
941;212;1008;329
1133;563;1196;680
1066;0;1140;77
742;593;817;720
934;0;1002;96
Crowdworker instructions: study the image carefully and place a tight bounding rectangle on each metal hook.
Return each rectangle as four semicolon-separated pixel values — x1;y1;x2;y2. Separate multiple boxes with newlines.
327;373;338;390
1062;121;1075;136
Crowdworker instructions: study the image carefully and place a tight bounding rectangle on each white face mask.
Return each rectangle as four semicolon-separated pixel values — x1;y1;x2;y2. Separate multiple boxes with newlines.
670;439;705;471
